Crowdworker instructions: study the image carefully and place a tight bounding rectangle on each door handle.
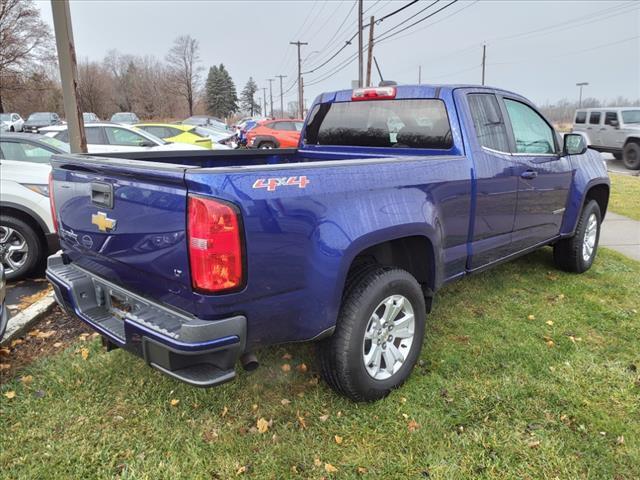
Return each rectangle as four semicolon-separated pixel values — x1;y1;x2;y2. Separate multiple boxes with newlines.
520;170;538;180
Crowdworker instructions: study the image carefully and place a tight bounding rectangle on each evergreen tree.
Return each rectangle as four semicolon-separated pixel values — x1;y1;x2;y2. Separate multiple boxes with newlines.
240;77;261;116
205;64;237;118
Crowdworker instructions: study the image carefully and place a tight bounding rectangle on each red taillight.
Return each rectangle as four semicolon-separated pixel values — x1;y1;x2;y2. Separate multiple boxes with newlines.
187;195;243;293
48;171;58;233
352;86;396;101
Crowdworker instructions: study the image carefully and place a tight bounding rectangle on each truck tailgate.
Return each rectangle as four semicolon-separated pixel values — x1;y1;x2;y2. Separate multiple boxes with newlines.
50;155;195;312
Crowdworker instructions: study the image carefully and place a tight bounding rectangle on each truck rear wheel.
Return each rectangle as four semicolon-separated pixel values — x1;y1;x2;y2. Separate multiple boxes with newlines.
553;200;601;273
622;141;640;170
318;266;426;402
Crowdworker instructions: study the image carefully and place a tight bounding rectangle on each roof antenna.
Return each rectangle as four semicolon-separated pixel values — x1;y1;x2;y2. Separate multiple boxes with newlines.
374;56;396;87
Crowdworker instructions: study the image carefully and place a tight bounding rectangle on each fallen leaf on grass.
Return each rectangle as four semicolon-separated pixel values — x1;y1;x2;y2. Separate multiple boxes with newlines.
281;363;291;373
10;339;24;347
280;398;291;406
256;417;270;433
357;466;368;474
296;410;307;429
282;353;292;360
297;363;308;373
4;391;16;399
170;399;180;407
527;314;536;321
617;435;625;445
314;458;322;467
0;363;10;371
0;348;10;357
334;435;343;444
20;375;33;385
53;342;63;348
236;465;247;475
36;330;56;339
546;320;554;326
78;333;90;341
221;406;228;417
408;419;420;432
528;440;541;448
319;414;329;422
325;463;338;473
80;348;89;360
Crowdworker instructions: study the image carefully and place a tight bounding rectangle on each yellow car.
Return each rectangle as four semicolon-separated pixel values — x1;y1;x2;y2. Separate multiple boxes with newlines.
134;123;213;149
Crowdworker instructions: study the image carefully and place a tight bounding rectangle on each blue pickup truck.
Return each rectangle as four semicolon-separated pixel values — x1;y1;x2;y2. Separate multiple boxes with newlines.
46;84;609;401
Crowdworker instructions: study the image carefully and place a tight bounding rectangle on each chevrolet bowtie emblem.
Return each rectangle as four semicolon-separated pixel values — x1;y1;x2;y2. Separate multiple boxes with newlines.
91;212;117;232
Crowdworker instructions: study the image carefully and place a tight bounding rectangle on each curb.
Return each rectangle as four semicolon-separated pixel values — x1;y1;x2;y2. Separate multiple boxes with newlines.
1;290;56;346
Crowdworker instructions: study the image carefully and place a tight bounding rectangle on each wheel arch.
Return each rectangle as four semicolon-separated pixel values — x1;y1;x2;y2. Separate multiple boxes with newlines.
0;202;49;244
342;233;438;312
584;183;610;219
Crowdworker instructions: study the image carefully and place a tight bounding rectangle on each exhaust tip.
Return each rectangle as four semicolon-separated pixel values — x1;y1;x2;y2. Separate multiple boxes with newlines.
240;352;259;372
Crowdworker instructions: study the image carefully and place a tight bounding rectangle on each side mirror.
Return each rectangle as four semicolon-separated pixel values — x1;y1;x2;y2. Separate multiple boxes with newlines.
563;133;587;156
610;120;619;128
139;140;155;147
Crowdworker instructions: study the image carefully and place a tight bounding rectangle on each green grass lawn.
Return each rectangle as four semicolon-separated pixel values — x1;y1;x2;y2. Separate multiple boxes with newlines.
609;173;640;221
2;248;639;479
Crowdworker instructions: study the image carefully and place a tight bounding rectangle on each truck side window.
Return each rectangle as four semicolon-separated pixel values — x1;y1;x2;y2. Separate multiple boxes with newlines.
504;99;555;155
589;112;601;125
575;111;587;124
467;93;510;152
604;112;618;126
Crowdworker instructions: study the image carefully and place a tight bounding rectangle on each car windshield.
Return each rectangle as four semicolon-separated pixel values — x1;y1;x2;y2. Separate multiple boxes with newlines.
112;113;132;121
0;114;11;121
622;110;640;124
39;136;70;152
304;98;453;149
28;113;51;121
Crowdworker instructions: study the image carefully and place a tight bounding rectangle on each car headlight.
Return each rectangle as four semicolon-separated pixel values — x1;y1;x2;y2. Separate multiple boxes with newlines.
22;184;50;197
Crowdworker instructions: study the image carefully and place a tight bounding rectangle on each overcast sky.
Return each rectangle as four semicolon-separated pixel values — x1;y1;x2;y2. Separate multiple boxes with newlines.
37;0;639;109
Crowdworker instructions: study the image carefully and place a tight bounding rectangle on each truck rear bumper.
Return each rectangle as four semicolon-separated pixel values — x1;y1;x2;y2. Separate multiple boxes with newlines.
46;253;246;387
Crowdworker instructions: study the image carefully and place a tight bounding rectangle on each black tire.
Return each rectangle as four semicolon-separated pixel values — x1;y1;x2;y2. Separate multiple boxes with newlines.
318;266;426;402
622;141;640;170
0;215;42;281
9;126;14;132
553;200;601;273
612;152;622;161
258;142;275;149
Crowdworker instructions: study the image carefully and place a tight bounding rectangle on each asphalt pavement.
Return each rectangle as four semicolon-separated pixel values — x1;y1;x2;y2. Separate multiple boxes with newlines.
602;152;639;176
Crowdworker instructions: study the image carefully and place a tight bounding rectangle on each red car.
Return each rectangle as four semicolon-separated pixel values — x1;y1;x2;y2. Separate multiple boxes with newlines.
246;119;304;149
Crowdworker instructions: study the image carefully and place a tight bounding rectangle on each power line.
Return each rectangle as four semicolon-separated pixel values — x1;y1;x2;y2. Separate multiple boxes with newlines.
375;0;440;39
375;0;460;44
303;0;423;75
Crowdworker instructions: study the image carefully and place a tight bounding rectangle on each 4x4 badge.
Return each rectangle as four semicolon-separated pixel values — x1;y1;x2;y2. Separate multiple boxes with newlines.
91;212;117;232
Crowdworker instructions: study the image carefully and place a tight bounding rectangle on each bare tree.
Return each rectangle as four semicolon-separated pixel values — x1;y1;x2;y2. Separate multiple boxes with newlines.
165;35;202;116
0;0;55;112
77;58;113;118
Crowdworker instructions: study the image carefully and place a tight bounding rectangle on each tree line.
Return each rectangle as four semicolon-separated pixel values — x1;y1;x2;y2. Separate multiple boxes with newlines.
0;0;263;120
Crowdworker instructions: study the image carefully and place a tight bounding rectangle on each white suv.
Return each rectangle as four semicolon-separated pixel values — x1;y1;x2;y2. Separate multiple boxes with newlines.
572;107;640;170
0;134;64;280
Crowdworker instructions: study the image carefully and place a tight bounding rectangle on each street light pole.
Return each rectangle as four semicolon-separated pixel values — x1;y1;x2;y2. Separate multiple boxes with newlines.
576;82;589;108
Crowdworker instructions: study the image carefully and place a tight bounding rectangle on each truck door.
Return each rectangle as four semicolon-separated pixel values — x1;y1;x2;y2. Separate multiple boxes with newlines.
464;92;520;269
501;97;572;251
587;111;603;146
603;111;625;150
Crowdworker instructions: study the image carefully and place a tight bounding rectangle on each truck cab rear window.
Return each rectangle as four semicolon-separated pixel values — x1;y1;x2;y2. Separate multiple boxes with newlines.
304;99;452;149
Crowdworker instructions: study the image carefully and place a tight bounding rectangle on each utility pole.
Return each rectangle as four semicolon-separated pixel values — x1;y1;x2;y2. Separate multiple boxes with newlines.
50;0;86;153
275;74;287;117
358;0;364;87
290;41;308;119
267;78;274;118
576;82;589;108
418;65;422;84
261;87;267;116
481;44;486;86
373;56;384;84
365;16;375;87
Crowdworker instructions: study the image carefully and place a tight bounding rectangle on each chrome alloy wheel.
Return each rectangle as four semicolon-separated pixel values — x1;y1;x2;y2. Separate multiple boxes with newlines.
582;213;598;262
362;294;415;380
0;226;29;275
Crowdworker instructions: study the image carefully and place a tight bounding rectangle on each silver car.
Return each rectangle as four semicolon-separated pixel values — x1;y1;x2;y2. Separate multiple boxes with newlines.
0;264;8;340
572;107;640;170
